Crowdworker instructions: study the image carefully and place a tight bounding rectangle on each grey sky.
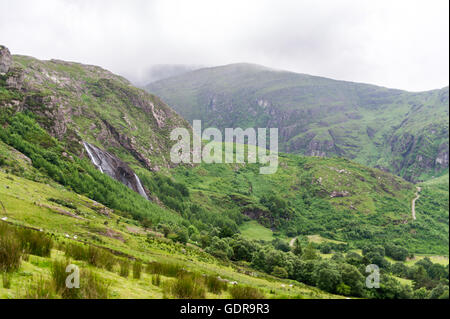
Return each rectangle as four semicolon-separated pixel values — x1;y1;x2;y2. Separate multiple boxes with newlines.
0;0;448;91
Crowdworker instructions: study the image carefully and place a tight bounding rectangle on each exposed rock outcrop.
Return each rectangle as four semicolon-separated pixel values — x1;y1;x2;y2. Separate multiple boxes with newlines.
0;45;12;73
83;141;149;200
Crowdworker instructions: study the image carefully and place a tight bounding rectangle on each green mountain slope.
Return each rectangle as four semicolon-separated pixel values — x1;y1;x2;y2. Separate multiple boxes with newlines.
1;46;448;299
169;148;447;255
146;63;449;182
2;48;189;172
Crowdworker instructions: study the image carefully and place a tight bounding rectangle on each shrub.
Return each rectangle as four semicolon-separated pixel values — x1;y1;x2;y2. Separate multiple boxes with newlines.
2;272;12;289
152;274;161;286
206;275;228;294
119;260;130;278
133;261;142;279
0;233;22;272
146;261;183;278
23;276;55;299
168;273;206;299
229;285;265;299
50;259;110;299
81;269;110;299
51;259;80;299
17;228;53;257
271;266;289;279
64;243;89;261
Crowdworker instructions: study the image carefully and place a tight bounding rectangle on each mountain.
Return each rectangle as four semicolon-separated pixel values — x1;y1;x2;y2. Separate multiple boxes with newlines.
134;64;206;86
1;45;192;190
146;63;449;182
1;46;448;299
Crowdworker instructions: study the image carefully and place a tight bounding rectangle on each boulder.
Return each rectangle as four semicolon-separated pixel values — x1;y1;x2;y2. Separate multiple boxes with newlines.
0;45;12;74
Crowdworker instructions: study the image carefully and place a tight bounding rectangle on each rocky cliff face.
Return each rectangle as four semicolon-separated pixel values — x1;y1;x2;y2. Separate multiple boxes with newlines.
0;45;191;197
83;142;148;199
0;45;12;73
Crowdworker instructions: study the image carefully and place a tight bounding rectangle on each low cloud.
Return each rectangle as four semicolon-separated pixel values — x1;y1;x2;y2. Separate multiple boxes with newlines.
0;0;448;91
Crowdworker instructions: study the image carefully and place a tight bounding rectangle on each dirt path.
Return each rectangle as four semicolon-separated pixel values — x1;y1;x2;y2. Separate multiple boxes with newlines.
289;237;297;247
411;186;421;220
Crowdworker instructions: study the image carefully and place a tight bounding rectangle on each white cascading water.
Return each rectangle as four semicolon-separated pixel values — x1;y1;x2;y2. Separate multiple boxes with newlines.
83;142;103;173
134;173;149;200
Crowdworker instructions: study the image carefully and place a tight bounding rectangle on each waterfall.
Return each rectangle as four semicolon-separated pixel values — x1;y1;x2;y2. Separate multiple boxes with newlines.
83;142;103;173
82;141;149;201
134;173;149;200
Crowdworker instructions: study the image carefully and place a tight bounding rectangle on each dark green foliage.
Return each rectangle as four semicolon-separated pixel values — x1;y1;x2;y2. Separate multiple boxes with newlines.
205;237;233;260
271;266;289;279
0;112;182;226
133;261;142;279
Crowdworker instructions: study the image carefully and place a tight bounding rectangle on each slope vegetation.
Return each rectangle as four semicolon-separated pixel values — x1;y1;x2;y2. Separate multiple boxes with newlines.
147;63;449;182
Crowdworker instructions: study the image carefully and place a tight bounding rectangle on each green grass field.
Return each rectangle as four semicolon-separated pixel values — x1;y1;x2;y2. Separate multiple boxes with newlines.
239;221;275;242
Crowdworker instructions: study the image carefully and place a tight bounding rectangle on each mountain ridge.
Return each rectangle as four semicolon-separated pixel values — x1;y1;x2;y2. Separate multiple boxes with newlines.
146;63;449;182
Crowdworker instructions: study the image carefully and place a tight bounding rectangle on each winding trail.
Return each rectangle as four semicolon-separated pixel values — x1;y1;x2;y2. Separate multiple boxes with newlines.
411;186;421;220
289;237;297;247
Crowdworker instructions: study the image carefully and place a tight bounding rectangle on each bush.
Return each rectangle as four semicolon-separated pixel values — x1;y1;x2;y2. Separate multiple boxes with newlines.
23;276;55;299
119;260;130;278
51;259;80;299
146;261;183;278
206;275;228;294
2;272;12;289
65;243;116;271
152;274;161;286
133;261;142;279
271;266;288;279
50;259;110;299
81;269;110;299
229;285;265;299
167;273;206;299
0;232;23;272
64;243;89;261
17;228;53;257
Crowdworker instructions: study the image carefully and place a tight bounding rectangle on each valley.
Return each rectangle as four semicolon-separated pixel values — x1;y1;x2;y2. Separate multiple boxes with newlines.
0;45;448;299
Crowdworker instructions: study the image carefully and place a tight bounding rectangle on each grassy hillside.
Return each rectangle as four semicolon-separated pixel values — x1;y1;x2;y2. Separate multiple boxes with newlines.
146;63;449;182
1;47;448;299
169;147;447;255
3;53;190;171
0;169;337;299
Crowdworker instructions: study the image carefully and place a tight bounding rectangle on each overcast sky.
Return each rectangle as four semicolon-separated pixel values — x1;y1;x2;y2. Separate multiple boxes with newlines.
1;0;448;91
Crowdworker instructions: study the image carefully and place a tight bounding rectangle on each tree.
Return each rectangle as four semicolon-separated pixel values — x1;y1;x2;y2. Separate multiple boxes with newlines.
316;267;341;293
272;266;289;279
302;243;319;260
429;284;449;299
292;238;303;257
339;263;365;296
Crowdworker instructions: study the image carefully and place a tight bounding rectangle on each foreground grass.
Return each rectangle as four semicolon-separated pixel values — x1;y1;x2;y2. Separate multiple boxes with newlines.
0;170;340;299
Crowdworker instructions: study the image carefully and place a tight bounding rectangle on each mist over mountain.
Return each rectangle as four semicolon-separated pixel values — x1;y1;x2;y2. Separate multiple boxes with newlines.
146;63;449;182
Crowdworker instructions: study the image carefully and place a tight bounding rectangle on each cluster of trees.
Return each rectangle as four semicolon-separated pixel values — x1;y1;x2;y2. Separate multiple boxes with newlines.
196;231;448;299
